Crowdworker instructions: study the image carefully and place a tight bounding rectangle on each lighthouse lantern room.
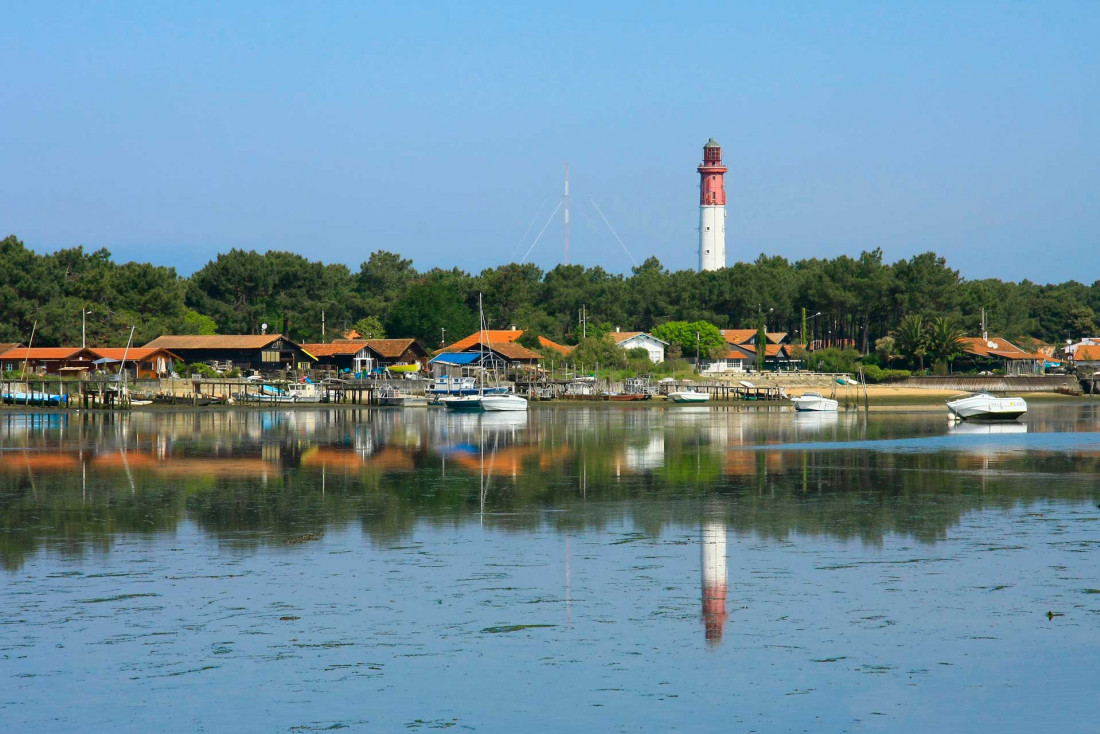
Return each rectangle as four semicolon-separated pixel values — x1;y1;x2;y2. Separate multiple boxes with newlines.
698;138;728;271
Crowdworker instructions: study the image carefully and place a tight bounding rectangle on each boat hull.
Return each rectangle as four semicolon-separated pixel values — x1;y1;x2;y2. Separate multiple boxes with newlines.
668;391;710;404
441;395;484;412
478;394;529;412
378;396;428;407
946;394;1027;421
791;397;839;412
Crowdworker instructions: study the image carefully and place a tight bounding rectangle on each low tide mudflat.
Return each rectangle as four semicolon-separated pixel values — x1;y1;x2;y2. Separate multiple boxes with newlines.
1;405;1098;731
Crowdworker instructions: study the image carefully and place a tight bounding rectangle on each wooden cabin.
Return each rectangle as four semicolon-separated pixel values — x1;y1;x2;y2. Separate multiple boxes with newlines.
143;335;315;372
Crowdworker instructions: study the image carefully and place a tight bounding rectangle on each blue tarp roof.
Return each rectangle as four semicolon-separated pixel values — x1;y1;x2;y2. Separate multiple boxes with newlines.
430;352;480;365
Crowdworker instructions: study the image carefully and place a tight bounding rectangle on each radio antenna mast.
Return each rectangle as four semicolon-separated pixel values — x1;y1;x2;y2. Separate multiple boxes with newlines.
564;162;570;265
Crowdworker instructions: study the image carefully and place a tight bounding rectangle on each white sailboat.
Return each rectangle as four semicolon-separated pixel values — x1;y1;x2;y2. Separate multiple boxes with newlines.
443;294;528;413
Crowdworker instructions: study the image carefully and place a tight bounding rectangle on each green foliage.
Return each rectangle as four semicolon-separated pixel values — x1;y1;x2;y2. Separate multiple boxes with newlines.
804;348;860;373
755;323;767;372
182;309;217;335
351;316;386;339
926;316;966;365
184;363;218;377
386;276;477;347
651;321;725;360
895;314;928;370
626;347;649;360
859;363;911;383
567;336;627;369
874;336;895;364
1;233;1097;353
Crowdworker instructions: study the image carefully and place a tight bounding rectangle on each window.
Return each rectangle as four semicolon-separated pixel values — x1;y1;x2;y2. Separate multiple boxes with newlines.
261;350;280;363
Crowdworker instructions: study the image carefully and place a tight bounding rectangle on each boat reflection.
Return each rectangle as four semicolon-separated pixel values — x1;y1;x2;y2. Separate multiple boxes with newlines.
947;421;1028;435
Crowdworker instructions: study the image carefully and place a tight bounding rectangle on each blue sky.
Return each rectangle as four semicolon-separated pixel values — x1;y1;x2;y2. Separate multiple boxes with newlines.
1;2;1096;283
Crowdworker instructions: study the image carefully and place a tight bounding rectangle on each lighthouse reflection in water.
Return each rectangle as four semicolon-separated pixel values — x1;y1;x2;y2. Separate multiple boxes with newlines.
701;521;729;645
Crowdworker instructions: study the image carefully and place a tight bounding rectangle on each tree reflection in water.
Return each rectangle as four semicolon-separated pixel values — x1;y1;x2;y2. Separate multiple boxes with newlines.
1;406;1098;572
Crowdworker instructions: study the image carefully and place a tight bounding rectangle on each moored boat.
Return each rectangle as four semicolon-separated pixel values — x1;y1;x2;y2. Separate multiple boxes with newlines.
790;391;838;412
441;394;484;412
946;392;1027;421
378;384;428;407
667;390;710;404
478;393;528;412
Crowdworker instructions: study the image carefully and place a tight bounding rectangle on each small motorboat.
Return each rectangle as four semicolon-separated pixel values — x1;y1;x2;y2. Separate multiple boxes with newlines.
790;391;838;412
667;390;710;404
377;384;427;407
946;393;1027;421
441;394;484;412
478;393;528;412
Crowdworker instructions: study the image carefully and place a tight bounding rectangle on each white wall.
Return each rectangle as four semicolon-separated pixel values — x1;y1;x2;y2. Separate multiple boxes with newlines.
620;335;665;363
699;205;726;271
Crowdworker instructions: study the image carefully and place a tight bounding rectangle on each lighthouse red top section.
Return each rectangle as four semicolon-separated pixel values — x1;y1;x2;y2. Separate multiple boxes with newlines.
697;138;727;206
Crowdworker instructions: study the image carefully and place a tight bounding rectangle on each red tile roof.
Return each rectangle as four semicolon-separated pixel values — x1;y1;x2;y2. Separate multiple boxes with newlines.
538;336;574;355
0;347;94;360
736;343;786;357
145;334;285;350
1073;345;1100;362
448;329;523;351
722;329;756;345
722;329;785;345
485;342;543;361
299;341;371;358
89;347;180;362
961;337;1042;360
364;338;425;359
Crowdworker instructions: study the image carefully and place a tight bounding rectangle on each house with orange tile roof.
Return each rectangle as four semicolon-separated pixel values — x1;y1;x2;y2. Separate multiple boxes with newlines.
88;347;182;378
703;329;792;373
537;336;574;356
432;330;543;375
299;338;429;374
445;327;525;352
609;328;668;363
0;346;100;375
1069;344;1100;372
959;336;1046;375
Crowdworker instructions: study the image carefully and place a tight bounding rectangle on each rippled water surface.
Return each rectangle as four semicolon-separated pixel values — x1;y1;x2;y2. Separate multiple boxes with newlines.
2;404;1099;732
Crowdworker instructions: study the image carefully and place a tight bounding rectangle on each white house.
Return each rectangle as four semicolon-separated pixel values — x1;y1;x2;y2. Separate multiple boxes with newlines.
610;330;668;363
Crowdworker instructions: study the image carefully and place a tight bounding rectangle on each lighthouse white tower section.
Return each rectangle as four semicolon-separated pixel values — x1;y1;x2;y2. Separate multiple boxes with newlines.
701;521;729;646
698;138;728;272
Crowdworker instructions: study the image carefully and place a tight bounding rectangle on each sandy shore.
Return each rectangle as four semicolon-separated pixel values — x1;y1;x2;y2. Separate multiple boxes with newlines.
784;384;1090;408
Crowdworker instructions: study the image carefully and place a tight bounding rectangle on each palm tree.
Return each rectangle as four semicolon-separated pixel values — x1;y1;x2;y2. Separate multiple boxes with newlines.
894;314;928;370
926;316;966;370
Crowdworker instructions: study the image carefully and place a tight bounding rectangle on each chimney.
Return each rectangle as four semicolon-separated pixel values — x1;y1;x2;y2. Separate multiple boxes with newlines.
510;324;517;331
616;326;621;332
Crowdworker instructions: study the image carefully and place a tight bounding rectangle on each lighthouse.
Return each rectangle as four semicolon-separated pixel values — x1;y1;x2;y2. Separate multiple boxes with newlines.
698;138;728;271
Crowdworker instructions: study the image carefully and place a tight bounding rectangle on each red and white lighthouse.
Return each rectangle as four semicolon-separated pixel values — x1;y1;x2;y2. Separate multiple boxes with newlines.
698;138;728;271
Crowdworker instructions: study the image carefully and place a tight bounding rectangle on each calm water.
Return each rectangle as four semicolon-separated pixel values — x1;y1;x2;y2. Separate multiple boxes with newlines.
1;404;1099;732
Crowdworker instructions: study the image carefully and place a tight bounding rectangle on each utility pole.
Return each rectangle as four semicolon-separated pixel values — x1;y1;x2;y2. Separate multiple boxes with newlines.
579;304;587;340
440;327;446;348
82;307;92;348
322;310;326;342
